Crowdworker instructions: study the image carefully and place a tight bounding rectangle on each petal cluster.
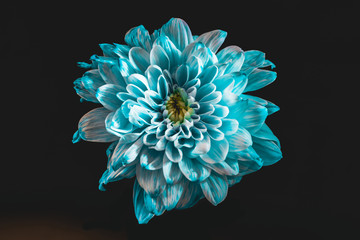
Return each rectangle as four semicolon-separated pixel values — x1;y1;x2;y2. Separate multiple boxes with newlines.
73;18;282;224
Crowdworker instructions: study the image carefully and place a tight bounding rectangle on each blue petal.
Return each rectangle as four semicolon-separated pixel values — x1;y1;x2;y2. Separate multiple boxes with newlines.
179;157;210;182
162;153;182;184
231;72;248;95
97;58;127;87
200;172;228;206
142;132;158;146
197;103;215;115
186;55;203;80
212;105;229;118
153;35;181;70
128;105;152;127
133;180;155;224
191;132;210;155
126;73;149;92
194;30;227;53
176;179;203;209
198;65;218;86
252;123;280;147
157;75;169;99
136;164;166;197
242;50;265;69
144;90;163;111
150;45;170;71
140;148;163;170
175;64;189;87
143;191;165;216
160;18;193;51
190;127;203;141
109;137;143;168
241;94;280;115
216;46;245;74
125;25;152;51
226;126;252;152
252;136;282;166
200;158;239;176
77;107;118;142
126;83;145;98
95;84;123;111
145;65;163;91
161;183;184;211
73;78;99;103
212;74;234;92
112;43;131;59
99;43;119;58
227;146;263;176
196;83;216;101
181;42;205;63
119;58;139;78
207;127;225;141
129;47;150;72
81;69;105;95
200;115;222;128
219;118;239;136
199;91;222;104
108;107;134;135
244;68;277;92
165;141;183;163
227;175;243;187
200;138;229;164
236;99;268;133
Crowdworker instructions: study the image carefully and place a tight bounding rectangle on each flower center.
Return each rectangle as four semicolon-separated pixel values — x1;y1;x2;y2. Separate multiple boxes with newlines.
165;88;193;124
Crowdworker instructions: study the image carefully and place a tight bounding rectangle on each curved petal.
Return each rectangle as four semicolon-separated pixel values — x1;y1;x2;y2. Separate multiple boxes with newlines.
219;118;239;136
136;164;166;197
175;64;189;87
196;83;216;101
207;127;225;141
200;172;228;206
161;182;184;211
227;146;263;176
150;45;170;71
176;179;203;209
244;68;277;92
165;141;183;163
157;75;169;99
198;65;218;86
227;126;252;152
199;91;222;104
179;157;210;182
129;47;150;73
162;153;182;185
97;60;127;87
216;46;245;74
109;137;143;169
153;35;181;69
133;180;155;224
181;42;205;63
143;192;165;216
212;105;229;118
191;133;210;155
252;136;282;166
200;115;222;128
186;55;203;80
204;158;239;176
195;30;227;53
95;84;123;111
242;94;280;115
140;148;163;170
109;107;134;135
236;100;268;133
145;65;163;91
200;138;229;164
119;58;139;78
77;107;118;142
125;25;152;51
160;18;193;51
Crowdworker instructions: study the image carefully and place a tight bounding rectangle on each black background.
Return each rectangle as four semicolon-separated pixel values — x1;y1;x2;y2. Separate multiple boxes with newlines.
1;1;359;239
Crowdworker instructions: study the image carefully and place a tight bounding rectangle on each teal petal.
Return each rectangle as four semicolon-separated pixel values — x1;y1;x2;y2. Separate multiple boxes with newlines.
109;137;143;168
160;17;193;51
133;180;155;224
207;127;225;141
126;83;145;98
236;99;268;134
200;158;239;176
77;107;118;142
108;107;134;135
153;35;181;69
175;64;189;87
217;46;245;74
144;90;163;111
227;175;243;187
191;47;218;69
142;132;158;146
197;103;215;115
72;130;81;143
200;138;229;164
157;75;169;99
150;45;170;71
212;105;229;118
252;136;282;166
199;91;222;104
112;43;131;59
179;157;210;182
228;146;263;176
200;115;222;128
95;84;123;111
219;118;239;136
181;42;205;63
136;165;166;197
97;58;127;87
99;43;119;58
186;55;203;80
145;65;163;91
244;68;277;92
191;132;210;155
165;141;183;163
161;183;184;211
231;72;248;95
128;105;152;128
196;83;216;101
198;65;218;86
227;126;252;152
73;78;99;103
162;153;182;184
252;123;280;147
140;148;163;170
194;30;227;53
81;69;105;95
242;94;280;115
126;73;149;92
242;50;265;69
119;58;139;78
200;172;228;206
144;191;165;216
129;47;150;72
125;25;152;51
176;179;203;209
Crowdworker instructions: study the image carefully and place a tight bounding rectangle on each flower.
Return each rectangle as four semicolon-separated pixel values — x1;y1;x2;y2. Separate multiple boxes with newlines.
73;18;282;224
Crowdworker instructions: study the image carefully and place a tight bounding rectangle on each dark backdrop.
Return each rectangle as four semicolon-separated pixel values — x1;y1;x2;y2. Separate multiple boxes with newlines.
1;1;359;239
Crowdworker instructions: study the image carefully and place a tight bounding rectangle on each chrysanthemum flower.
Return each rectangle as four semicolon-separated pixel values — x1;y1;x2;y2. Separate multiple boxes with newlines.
73;18;282;224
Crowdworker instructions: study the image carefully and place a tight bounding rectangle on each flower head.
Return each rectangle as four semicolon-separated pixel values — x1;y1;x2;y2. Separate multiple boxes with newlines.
73;18;282;224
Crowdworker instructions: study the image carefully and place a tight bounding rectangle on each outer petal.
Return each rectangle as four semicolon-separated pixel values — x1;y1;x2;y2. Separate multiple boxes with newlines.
235;99;268;134
161;183;184;211
176;179;203;209
252;136;282;166
178;157;211;182
125;25;152;51
136;165;166;197
194;30;227;53
95;84;123;111
133;180;155;224
77;107;118;142
97;59;127;87
162;153;182;184
200;172;228;206
244;68;277;92
140;148;163;170
165;141;183;163
160;18;194;51
150;45;170;71
129;47;150;72
200;138;229;164
217;46;245;74
226;126;252;152
227;146;263;176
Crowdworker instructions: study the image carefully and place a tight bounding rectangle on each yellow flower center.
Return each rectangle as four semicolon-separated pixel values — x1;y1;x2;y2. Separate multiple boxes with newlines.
166;89;193;124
